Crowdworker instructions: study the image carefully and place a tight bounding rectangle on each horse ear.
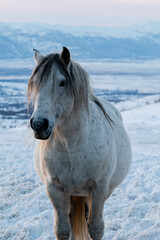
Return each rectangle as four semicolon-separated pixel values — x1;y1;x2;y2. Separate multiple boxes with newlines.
61;47;70;65
33;49;44;64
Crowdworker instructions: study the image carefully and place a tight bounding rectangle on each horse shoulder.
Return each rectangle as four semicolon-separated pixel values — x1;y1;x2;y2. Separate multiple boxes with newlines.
97;99;132;191
88;100;117;169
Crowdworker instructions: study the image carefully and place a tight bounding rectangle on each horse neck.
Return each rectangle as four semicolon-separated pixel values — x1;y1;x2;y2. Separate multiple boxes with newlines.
53;106;89;150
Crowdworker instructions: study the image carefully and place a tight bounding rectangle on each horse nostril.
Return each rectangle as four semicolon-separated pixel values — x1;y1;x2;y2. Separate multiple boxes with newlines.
42;118;49;131
36;122;41;129
30;118;49;132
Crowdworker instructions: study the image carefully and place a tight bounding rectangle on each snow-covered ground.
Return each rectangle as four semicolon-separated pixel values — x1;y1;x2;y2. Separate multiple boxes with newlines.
0;60;160;239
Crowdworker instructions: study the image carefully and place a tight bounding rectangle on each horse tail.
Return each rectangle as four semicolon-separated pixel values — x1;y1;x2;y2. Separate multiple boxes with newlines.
71;195;92;240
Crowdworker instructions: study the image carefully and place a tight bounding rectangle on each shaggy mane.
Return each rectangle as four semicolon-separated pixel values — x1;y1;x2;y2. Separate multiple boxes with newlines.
27;53;113;123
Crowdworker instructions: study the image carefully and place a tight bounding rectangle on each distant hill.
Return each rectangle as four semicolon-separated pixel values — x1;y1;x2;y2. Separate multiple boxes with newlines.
0;22;160;60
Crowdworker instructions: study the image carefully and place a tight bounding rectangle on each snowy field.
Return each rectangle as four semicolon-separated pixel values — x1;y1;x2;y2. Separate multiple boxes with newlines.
0;60;160;239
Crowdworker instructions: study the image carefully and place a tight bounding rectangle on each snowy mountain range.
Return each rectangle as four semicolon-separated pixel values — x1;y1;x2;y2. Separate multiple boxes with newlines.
0;21;160;60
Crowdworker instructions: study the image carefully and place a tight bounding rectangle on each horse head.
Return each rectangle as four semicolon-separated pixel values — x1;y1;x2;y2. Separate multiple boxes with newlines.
28;47;89;140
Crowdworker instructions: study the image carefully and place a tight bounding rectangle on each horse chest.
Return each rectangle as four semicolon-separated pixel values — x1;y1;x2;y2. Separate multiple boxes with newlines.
43;147;107;195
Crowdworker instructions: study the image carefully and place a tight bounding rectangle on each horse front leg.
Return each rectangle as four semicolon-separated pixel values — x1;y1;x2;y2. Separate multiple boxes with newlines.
46;182;71;240
88;192;105;240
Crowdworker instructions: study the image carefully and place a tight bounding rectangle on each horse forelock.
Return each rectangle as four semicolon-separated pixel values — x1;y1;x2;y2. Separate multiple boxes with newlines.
28;53;92;111
28;53;57;99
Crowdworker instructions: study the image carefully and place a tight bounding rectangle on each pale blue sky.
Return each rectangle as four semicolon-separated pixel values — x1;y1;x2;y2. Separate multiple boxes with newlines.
0;0;160;26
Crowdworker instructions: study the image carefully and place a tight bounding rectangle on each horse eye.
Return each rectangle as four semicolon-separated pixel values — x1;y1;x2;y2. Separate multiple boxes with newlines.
59;80;66;87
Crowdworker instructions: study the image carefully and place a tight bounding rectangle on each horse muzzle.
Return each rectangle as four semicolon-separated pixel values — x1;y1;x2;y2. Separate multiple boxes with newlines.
30;117;52;140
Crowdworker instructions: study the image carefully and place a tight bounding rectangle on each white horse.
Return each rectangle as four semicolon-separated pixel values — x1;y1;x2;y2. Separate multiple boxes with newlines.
28;47;132;240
